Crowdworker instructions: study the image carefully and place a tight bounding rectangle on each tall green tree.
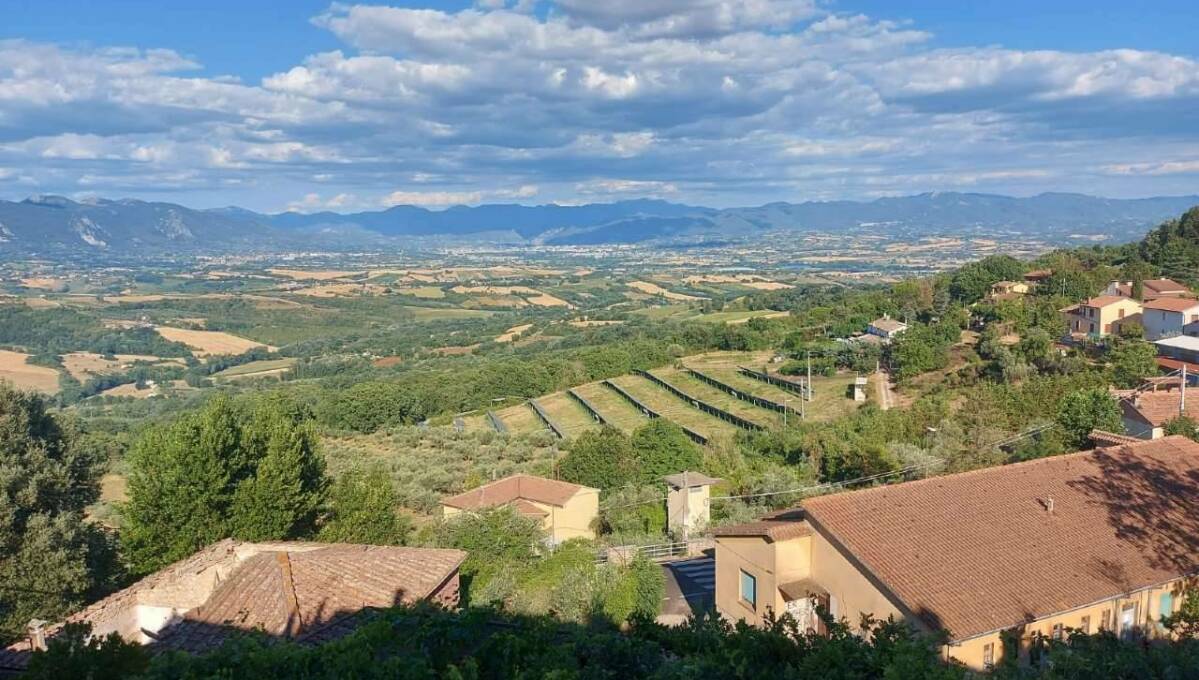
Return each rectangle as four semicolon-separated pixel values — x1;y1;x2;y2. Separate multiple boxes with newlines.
0;384;117;642
948;255;1025;302
558;426;638;490
1056;389;1124;449
318;468;412;545
630;419;702;486
121;395;327;574
1108;339;1160;388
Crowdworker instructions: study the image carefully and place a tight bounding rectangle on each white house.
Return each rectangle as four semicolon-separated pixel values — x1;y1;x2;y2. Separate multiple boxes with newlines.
1141;297;1199;340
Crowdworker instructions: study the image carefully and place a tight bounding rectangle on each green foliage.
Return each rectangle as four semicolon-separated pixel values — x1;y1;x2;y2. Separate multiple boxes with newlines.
1107;339;1160;388
0;384;117;641
559;426;638;490
1138;206;1199;285
1056;388;1124;449
432;506;544;600
631;419;703;486
317;467;413;545
0;306;191;357
24;622;149;680
888;317;960;381
1164;416;1199;442
121;394;327;574
949;255;1025;302
1163;582;1199;638
600;485;667;540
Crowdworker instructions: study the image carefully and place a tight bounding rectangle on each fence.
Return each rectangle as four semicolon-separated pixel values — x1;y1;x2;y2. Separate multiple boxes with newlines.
597;538;712;564
685;367;802;417
528;399;566;439
601;380;709;445
738;365;809;397
637;370;763;432
485;410;508;434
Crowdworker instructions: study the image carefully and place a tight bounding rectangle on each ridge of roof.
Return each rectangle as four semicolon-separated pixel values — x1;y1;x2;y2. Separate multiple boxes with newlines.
441;473;594;510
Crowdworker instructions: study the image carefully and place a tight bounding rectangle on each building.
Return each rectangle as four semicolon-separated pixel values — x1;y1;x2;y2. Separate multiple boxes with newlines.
1118;389;1197;439
866;315;908;341
1155;335;1199;374
1060;295;1142;338
664;471;721;535
1023;269;1053;285
1105;278;1192;301
0;540;466;673
713;436;1199;670
441;473;599;542
1141;297;1199;340
989;281;1029;299
853;376;868;402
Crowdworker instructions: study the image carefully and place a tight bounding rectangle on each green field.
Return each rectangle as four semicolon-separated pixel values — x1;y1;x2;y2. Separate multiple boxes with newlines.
608;374;740;441
683;352;863;423
535;392;598;438
402;305;494;320
570;382;650;433
650;367;783;428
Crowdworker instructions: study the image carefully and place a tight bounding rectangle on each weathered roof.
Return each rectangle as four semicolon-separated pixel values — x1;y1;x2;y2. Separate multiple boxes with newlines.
441;473;593;510
1145;279;1190;294
1121;392;1199;428
1154;335;1199;352
663;471;721;489
155;544;466;653
509;498;550;518
714;508;812;542
1088;429;1143;448
1143;297;1199;313
869;317;907;333
801;437;1199;642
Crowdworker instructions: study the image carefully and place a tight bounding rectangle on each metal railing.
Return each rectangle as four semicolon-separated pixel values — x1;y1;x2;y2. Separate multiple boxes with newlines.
486;410;508;434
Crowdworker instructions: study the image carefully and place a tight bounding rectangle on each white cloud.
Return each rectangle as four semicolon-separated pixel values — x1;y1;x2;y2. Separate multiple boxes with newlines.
381;189;484;207
575;179;678;195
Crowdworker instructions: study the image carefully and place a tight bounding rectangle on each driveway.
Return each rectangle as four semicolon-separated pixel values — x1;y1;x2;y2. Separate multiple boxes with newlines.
657;555;715;625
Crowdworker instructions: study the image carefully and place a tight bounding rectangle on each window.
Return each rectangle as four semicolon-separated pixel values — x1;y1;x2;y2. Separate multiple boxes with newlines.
1080;615;1091;634
982;642;994;668
1119;308;1125;319
1051;623;1064;641
1160;592;1175;628
739;570;757;609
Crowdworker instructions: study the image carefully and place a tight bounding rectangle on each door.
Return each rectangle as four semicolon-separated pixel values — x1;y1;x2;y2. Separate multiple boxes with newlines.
1119;603;1137;640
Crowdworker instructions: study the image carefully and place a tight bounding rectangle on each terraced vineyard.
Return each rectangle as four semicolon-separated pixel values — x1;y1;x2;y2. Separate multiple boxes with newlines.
533;392;597;438
608;374;741;441
494;403;543;435
649;366;783;429
570;382;649;433
683;352;865;423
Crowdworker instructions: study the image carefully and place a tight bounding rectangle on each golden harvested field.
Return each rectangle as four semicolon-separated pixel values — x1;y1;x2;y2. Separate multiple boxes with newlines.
213;358;297;379
568;320;624;327
102;294;167;303
20;277;67;290
393;286;446;299
268;268;365;280
293;283;389;298
742;281;793;290
155;326;273;357
61;352;180;382
24;297;62;309
451;285;571;307
0;350;61;393
626;280;705;301
99;382;158;399
496;323;534;343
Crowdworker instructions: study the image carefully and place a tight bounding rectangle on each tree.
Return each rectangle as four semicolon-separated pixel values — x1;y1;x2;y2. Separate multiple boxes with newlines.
558;426;638;491
1164;416;1199;442
630;419;702;486
1163;581;1199;638
949;255;1025;303
0;384;117;641
1108;339;1159;388
24;622;148;680
318;468;412;545
121;395;328;574
1056;389;1124;449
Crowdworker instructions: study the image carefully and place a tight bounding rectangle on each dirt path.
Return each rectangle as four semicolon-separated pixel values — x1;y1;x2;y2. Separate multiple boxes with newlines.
874;370;895;410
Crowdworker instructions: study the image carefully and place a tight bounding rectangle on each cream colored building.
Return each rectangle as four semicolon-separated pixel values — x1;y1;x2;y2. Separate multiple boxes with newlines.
441;473;599;543
714;436;1199;670
1061;295;1142;338
664;471;720;535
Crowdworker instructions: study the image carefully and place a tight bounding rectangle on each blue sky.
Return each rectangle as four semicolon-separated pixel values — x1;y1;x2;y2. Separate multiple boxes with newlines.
1;1;1197;211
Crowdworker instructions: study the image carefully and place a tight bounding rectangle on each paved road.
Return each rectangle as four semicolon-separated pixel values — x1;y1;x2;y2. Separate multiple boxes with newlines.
658;556;715;625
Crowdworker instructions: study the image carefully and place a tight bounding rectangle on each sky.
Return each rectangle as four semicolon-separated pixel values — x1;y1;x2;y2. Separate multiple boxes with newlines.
1;0;1197;212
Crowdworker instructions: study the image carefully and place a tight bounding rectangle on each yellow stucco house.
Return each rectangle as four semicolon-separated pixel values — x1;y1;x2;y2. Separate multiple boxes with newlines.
441;474;599;543
714;436;1199;670
1061;295;1142;338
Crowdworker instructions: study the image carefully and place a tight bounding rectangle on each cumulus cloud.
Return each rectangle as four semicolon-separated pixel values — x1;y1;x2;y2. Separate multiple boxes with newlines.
0;4;1196;209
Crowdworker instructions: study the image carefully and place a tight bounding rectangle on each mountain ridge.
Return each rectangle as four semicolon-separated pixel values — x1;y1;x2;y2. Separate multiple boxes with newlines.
1;192;1196;256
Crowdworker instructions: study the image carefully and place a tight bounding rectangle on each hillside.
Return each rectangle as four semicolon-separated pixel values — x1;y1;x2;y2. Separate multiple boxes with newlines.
1;192;1197;257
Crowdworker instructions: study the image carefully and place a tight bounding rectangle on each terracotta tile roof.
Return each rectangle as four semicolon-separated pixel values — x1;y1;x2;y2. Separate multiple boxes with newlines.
1121;392;1199;428
155;544;466;653
1145;279;1190;294
1144;297;1199;313
509;498;550;518
801;437;1199;642
1088;429;1143;448
714;507;812;542
1083;295;1134;308
441;474;593;510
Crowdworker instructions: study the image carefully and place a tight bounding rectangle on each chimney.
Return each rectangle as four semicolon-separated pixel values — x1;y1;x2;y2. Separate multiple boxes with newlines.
26;619;48;651
1045;497;1055;514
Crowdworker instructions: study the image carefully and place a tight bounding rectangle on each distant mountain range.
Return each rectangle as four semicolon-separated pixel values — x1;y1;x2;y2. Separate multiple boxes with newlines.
1;192;1197;257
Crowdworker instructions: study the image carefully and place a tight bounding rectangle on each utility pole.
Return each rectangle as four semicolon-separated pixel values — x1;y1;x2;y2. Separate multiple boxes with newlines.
806;351;812;402
1182;364;1188;415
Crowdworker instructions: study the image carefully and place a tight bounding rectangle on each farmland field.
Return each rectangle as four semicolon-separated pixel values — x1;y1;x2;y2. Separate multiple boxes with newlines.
212;358;298;379
0;350;61;393
533;392;597;438
608;374;740;441
649;367;783;429
61;352;180;381
626;280;705;301
683;352;864;422
494;403;543;435
570;382;650;433
155;326;273;357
